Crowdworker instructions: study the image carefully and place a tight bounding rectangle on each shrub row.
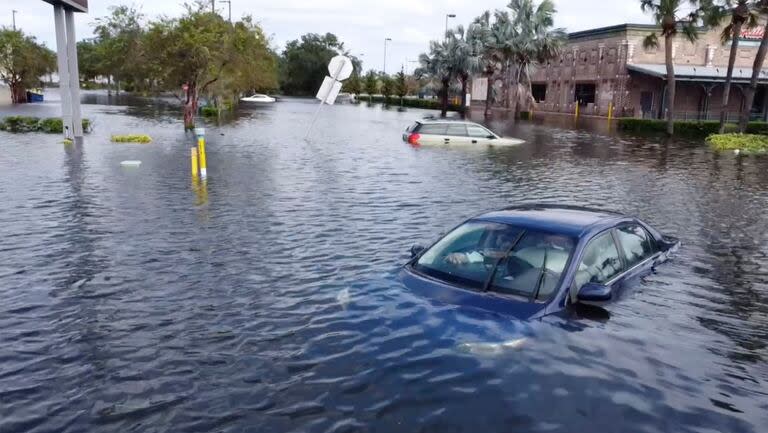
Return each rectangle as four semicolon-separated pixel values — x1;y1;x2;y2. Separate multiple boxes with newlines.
617;118;768;136
0;116;92;133
362;96;459;111
707;133;768;152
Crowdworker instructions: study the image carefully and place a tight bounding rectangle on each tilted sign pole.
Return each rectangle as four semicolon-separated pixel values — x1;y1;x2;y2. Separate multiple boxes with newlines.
305;55;353;139
53;5;73;139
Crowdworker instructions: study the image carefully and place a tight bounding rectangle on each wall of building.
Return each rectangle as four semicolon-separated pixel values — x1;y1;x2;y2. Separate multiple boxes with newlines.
0;85;11;105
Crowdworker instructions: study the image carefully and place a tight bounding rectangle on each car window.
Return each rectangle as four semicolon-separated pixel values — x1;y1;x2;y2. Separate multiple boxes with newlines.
467;125;493;138
417;124;448;135
615;225;656;268
573;231;623;291
445;124;468;137
415;221;523;290
490;232;575;301
406;122;420;133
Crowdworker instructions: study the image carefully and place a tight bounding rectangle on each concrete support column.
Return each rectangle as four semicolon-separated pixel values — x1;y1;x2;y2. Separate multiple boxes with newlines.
53;5;73;139
65;9;83;137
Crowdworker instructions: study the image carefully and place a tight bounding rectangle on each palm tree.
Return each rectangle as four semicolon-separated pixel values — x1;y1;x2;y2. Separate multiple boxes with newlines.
446;25;481;118
497;0;565;117
416;40;454;117
739;0;768;131
716;1;759;132
640;0;710;136
468;11;502;118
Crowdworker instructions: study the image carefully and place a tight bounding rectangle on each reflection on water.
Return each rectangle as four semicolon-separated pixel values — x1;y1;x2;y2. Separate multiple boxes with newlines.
1;97;767;433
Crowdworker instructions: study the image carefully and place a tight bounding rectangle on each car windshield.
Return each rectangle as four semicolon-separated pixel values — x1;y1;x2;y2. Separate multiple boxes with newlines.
413;221;576;301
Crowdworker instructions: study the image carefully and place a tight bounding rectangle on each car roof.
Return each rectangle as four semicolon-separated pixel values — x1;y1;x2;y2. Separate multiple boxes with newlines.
473;204;629;238
415;119;485;126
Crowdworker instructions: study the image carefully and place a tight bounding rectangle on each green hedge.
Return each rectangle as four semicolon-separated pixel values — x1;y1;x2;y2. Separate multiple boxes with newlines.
707;133;768;152
362;95;459;111
617;118;768;136
0;116;92;133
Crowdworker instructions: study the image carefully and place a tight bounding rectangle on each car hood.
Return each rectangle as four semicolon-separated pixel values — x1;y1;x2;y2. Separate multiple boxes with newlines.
399;266;548;321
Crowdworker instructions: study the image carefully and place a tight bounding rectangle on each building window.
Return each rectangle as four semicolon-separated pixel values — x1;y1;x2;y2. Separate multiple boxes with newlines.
532;84;547;102
575;83;596;105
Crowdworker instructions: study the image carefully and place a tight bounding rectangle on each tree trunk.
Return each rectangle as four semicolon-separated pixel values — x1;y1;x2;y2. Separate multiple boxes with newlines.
484;73;493;118
183;83;197;129
107;76;112;96
10;82;27;104
739;22;768;132
664;34;676;136
460;74;468;119
440;77;449;118
719;21;743;133
502;63;511;109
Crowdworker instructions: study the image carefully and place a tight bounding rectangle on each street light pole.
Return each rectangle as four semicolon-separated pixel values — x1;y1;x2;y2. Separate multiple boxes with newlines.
383;38;392;75
12;10;17;31
211;0;215;14
221;0;231;22
445;13;456;39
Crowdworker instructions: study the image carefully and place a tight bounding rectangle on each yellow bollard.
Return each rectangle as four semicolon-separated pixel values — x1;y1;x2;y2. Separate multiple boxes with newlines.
575;103;579;119
195;128;207;178
608;102;614;122
191;147;199;177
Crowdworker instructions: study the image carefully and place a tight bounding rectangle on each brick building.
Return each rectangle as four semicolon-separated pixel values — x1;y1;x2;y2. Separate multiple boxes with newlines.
471;23;768;120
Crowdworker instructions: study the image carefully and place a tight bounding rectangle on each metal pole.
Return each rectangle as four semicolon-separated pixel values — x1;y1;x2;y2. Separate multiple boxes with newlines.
212;0;215;13
383;38;391;74
445;14;455;40
221;0;231;22
12;10;17;31
53;5;73;139
65;9;83;138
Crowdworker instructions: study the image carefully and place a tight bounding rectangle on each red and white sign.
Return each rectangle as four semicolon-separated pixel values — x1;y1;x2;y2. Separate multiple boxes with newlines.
741;28;765;40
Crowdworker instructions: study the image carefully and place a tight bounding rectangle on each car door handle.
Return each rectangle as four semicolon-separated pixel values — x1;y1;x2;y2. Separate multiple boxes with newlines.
444;138;450;142
471;140;478;144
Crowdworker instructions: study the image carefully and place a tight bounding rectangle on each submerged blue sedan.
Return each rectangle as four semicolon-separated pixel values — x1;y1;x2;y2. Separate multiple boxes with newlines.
401;205;679;320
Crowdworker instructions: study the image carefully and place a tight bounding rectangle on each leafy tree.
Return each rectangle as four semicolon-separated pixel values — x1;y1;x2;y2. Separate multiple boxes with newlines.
76;39;101;82
364;70;378;101
344;72;362;96
380;74;393;104
711;1;759;132
640;0;712;135
92;5;146;93
0;28;56;103
395;68;408;105
279;33;345;95
740;1;768;131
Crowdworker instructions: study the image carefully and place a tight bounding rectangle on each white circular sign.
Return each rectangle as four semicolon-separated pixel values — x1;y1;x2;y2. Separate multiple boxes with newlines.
328;56;353;81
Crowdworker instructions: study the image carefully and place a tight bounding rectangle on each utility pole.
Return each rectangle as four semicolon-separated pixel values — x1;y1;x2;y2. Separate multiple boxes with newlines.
221;0;231;22
12;10;17;31
211;0;215;14
383;38;391;75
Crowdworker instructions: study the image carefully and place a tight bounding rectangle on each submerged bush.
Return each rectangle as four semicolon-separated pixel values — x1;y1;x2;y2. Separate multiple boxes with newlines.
0;116;92;133
707;133;768;153
200;105;220;117
111;134;152;143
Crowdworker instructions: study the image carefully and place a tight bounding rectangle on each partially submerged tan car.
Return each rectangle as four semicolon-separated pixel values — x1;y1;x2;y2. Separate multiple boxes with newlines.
403;119;525;146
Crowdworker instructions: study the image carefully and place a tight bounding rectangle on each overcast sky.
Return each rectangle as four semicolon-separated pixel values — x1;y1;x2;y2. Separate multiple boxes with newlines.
5;0;650;73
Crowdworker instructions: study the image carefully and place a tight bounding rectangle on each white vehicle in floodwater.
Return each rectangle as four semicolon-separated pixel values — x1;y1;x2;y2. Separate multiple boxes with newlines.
403;119;524;146
240;94;276;103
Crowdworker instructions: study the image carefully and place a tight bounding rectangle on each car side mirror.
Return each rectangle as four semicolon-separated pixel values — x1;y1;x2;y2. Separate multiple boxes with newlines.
486;135;496;139
410;244;425;258
577;283;612;303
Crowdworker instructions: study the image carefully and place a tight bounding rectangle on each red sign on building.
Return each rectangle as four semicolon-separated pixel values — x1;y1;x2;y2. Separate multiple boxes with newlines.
740;27;765;40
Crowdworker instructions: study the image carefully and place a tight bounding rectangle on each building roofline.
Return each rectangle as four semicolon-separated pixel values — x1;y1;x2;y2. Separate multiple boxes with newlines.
568;24;658;40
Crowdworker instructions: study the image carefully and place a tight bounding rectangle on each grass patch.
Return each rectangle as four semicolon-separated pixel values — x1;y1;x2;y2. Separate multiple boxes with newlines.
617;118;768;137
0;116;92;133
111;134;152;143
707;133;768;153
200;105;220;117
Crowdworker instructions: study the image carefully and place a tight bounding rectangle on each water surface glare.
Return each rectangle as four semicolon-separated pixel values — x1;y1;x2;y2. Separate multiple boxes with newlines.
1;97;767;432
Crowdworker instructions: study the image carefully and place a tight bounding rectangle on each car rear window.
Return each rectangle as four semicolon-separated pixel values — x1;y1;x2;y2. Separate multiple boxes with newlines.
417;124;448;135
467;125;492;138
446;124;468;137
406;122;420;133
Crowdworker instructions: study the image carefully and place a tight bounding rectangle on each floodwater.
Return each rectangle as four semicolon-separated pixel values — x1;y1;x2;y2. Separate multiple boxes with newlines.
1;92;767;433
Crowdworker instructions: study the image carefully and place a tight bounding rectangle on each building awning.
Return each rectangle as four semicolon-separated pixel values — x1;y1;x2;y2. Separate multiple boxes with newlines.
627;63;768;83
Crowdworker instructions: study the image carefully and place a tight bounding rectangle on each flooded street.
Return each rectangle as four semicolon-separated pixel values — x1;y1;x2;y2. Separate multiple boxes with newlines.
1;94;767;432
